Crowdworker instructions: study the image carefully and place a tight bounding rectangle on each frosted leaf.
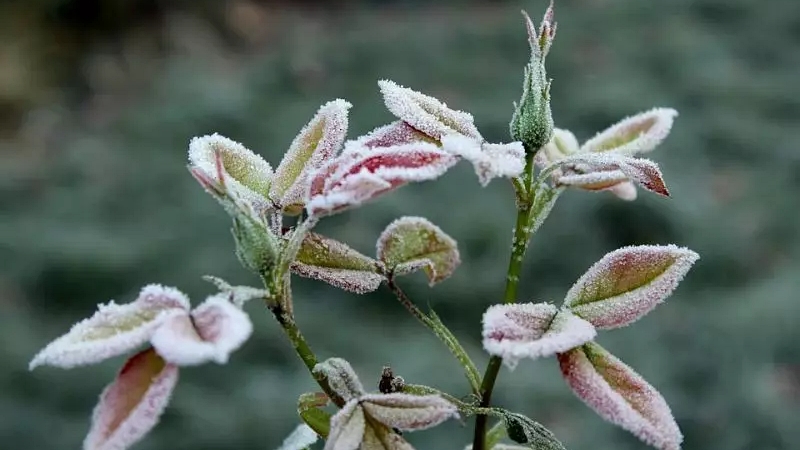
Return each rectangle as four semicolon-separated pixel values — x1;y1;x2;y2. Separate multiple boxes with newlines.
151;295;253;366
441;134;525;186
607;180;638;201
271;100;352;215
361;423;415;450
306;143;458;217
563;245;699;329
351;121;434;150
29;285;190;370
376;216;460;285
324;400;365;450
313;358;366;402
298;392;333;438
501;411;566;450
278;424;319;450
202;275;269;308
558;342;682;450
291;232;384;294
188;133;274;211
558;154;670;197
534;128;579;168
482;304;596;369
378;80;482;141
581;108;677;156
360;393;459;432
83;348;179;450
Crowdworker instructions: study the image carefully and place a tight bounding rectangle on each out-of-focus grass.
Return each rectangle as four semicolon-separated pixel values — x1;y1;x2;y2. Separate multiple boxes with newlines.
1;1;799;449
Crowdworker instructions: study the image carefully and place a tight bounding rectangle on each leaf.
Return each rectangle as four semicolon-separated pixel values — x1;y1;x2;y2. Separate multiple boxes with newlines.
558;342;682;450
277;424;320;450
378;80;482;141
202;275;269;307
352;120;435;149
501;411;566;450
482;303;596;368
83;348;179;450
563;245;699;329
557;154;670;197
441;134;526;186
324;400;366;450
291;232;385;294
271;100;352;214
306;143;458;217
313;358;366;402
29;285;190;370
581;108;678;156
377;216;460;285
298;392;332;438
534;128;579;168
150;295;253;366
360;393;459;432
361;423;415;450
188;133;274;210
528;183;561;237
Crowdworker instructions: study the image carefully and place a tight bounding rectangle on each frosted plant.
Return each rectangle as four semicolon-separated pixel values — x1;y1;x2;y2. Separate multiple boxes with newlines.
29;2;700;450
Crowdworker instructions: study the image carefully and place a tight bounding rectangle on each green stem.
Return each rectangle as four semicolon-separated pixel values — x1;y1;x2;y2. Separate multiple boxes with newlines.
472;152;537;450
386;278;483;395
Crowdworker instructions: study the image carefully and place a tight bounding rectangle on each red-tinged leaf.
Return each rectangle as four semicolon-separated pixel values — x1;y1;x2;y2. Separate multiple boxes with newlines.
378;79;482;141
30;285;190;370
482;303;596;368
291;232;384;294
271;100;352;214
151;295;252;366
558;154;670;197
563;245;699;329
558;342;682;450
306;143;457;217
556;169;630;191
360;393;459;432
581;108;677;156
84;348;179;450
377;216;460;285
324;400;366;450
352;121;434;150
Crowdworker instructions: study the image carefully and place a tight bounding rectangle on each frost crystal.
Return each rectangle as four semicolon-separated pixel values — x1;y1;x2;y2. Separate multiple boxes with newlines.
271;100;352;214
558;342;682;450
376;216;460;285
378;79;482;141
581;108;678;156
292;232;385;294
441;134;526;186
188;133;274;212
29;284;190;370
83;348;179;450
306;143;458;216
563;245;699;329
150;295;253;366
482;303;596;368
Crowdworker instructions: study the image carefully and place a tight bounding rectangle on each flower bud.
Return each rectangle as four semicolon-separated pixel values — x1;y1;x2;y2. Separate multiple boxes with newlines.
231;213;281;276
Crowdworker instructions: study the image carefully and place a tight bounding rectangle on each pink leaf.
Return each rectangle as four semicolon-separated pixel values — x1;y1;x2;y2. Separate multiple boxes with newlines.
581;108;678;156
291;232;385;294
558;342;682;450
324;400;366;450
306;143;457;216
150;295;252;366
378;80;482;141
271;100;352;214
29;285;190;370
564;245;699;329
84;347;179;450
376;216;460;285
360;393;459;432
482;303;596;368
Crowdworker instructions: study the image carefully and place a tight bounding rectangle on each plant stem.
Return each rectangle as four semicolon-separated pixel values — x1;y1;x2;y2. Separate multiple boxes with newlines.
386;278;483;395
472;152;536;450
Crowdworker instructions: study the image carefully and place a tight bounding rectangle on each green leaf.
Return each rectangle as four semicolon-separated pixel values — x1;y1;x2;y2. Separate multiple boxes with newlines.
292;231;384;294
297;392;331;438
502;411;566;450
376;216;460;285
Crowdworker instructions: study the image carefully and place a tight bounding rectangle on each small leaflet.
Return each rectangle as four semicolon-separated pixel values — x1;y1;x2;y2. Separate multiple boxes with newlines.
83;348;179;450
581;108;678;156
563;245;699;329
557;153;670;197
292;232;385;294
376;216;460;285
558;342;682;450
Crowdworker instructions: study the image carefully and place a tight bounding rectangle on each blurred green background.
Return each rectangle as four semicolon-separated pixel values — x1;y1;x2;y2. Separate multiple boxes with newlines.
2;0;798;449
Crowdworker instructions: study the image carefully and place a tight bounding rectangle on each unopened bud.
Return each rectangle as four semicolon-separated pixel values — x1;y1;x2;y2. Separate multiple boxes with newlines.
231;213;280;276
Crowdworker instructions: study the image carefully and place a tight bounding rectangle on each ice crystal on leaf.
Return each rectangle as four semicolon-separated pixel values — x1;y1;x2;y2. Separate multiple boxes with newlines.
83;348;178;450
563;245;699;329
441;134;526;186
378;80;482;141
29;284;189;370
271;99;352;215
292;232;385;294
377;216;460;285
558;342;682;450
482;303;596;369
306;143;457;217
